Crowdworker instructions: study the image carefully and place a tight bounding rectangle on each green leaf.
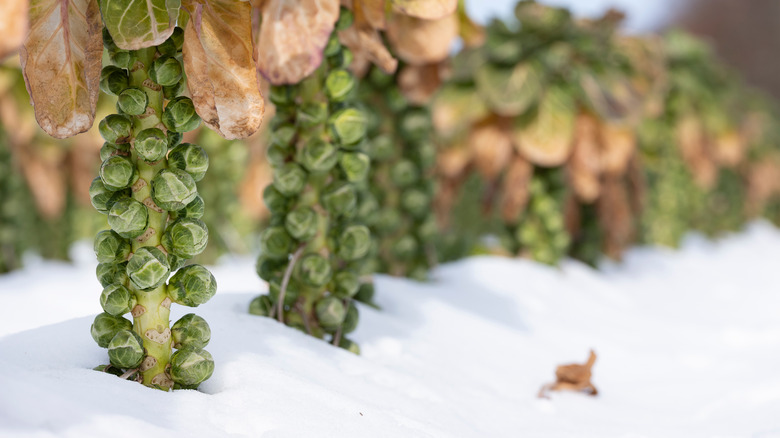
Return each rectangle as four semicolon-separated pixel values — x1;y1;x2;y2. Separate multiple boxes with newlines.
475;61;543;117
99;0;180;50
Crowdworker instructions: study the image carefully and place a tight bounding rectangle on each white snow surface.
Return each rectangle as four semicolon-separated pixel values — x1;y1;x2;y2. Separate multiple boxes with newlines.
1;222;780;437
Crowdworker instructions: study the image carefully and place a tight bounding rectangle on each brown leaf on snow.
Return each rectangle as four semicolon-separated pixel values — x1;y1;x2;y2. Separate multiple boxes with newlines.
255;0;339;85
387;12;458;66
568;113;601;203
338;26;398;74
0;0;28;60
21;0;102;138
500;154;533;222
468;118;512;182
538;350;598;398
183;0;265;139
391;0;456;20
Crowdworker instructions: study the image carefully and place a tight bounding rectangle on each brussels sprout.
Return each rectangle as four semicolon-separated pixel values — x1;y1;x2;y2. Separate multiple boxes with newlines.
170;27;185;50
109;49;134;70
296;253;332;287
271;124;297;146
338;337;360;355
327;47;353;70
248;295;274;317
516;223;539;246
268;279;301;306
94;230;131;264
151;168;198;211
299;139;339;173
356;191;379;223
263;185;292;214
413;141;437;169
401;188;430;218
163;78;187;100
266;143;293;167
284;207;319;241
100;66;129;96
341;302;358;334
167;130;183;148
168;143;209;182
315;296;346;329
168;253;187;271
149;55;183;87
100;155;138;191
91;312;132;348
171;195;205;220
162;218;209;258
168;264;217;307
323;34;341;57
107;329;145;368
373;207;401;234
417;214;438;242
325;69;356;102
390;159;419;188
259;226;294;260
162;97;201;133
99;142;130;161
354;282;375;304
272;163;307;197
96;262;129;288
89;177;129;214
335;6;353;30
171;314;211;349
399;108;432;141
169;347;214;386
328;107;367;146
102;27;118;51
126;247;170;290
339;152;370;182
321;182;357;217
134;128;168;163
333;271;359;298
269;85;297;107
108;197;149;239
99;114;133;144
117;87;148;116
337;225;371;261
296;102;328;128
367;134;396;162
255;257;286;282
392;235;418;260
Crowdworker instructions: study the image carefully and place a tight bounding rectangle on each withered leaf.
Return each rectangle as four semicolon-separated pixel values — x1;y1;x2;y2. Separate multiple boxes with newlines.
500;154;533;222
255;0;340;85
398;63;441;105
599;121;635;177
354;0;386;30
468;118;512;181
456;0;485;48
21;0;102;139
391;0;455;20
100;0;179;50
539;350;598;398
568;113;601;203
432;84;488;141
338;26;398;74
437;143;471;178
387;12;458;66
598;178;634;260
0;0;28;60
475;62;543;117
676;115;717;189
512;87;575;167
712;130;744;168
183;0;265;139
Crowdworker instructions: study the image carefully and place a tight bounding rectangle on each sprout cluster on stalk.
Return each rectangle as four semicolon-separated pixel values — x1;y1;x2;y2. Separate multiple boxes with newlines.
90;28;215;390
249;8;368;354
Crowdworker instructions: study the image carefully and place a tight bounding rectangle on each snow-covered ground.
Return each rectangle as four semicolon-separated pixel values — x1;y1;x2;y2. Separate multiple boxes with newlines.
1;222;780;437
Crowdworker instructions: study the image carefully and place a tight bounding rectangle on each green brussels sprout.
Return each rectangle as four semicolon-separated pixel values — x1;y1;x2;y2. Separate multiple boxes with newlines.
299;139;339;173
90;312;132;348
162;218;209;258
99;114;133;144
263;185;292;214
134;128;168;163
255;257;286;282
169;347;214;386
100;66;129;96
89;177;129;214
417;214;438;242
390;159;419;188
116;87;148;116
328;107;367;146
413;141;437;169
259;226;294;260
248;295;274;317
168;130;183;148
335;6;354;30
373;208;401;234
516;223;539;246
392;235;418;260
333;271;359;298
321;182;357;217
163;78;187;100
168;143;209;182
170;27;185;50
168;253;187;271
151;168;198;211
327;47;353;70
401;188;430;218
268;278;300;306
354;282;375;304
284;207;318;241
162;97;201;133
296;253;332;287
108;197;149;239
102;27;118;51
168;264;217;307
107;329;145;368
399;108;432;141
171;195;205;220
338;337;360;354
149;55;183;87
337;225;371;261
269;85;297;107
157;35;179;57
356;192;379;223
93;364;125;377
94;230;131;264
96;262;129;288
171;313;211;349
126;247;170;290
315;296;346;329
341;302;358;334
323;34;341;57
266;143;293;167
99;142;130;161
368;66;393;88
296;102;328;128
272;163;307;197
271;124;297;146
100;155;138;191
339;152;370;182
386;87;407;113
109;49;134;70
368;135;396;162
325;69;356;102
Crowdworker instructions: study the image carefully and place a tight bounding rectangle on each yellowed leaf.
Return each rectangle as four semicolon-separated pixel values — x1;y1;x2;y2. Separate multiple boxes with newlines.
21;0;102;139
512;88;575;167
391;0;455;20
387;12;458;66
0;0;28;60
255;0;339;85
183;0;265;139
456;0;484;48
712;130;744;168
432;84;488;141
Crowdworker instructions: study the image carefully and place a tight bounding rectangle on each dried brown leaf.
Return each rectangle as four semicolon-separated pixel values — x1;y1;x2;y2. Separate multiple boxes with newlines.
387;12;458;66
500;154;533;222
398;63;441;104
539;350;598;398
354;0;387;30
391;0;455;20
598;178;634;260
512;88;575;167
21;0;102;139
599;121;635;177
676;115;717;189
432;85;488;141
712;130;744;168
255;0;339;85
338;26;398;74
568;113;601;202
183;0;265;139
0;0;28;60
437;143;471;178
468;119;512;181
456;0;485;48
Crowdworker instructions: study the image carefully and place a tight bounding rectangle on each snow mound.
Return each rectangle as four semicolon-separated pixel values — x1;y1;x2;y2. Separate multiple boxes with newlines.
2;222;780;437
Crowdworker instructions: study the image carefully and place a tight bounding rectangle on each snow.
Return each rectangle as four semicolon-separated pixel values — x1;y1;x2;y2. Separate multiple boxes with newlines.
2;222;780;437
